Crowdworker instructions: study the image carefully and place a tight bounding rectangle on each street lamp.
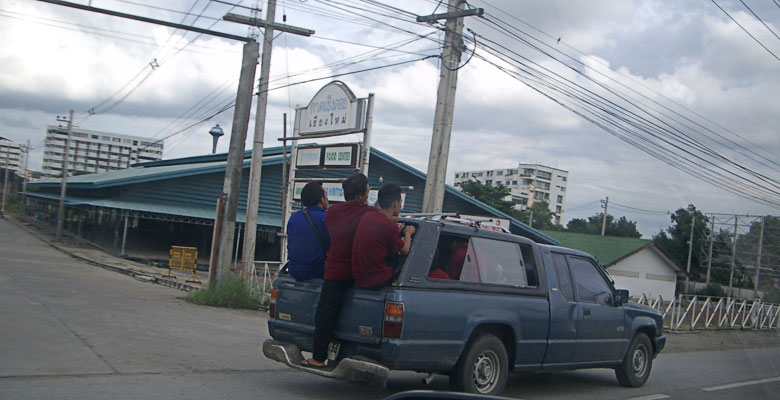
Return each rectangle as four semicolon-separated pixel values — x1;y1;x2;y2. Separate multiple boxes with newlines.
208;124;224;154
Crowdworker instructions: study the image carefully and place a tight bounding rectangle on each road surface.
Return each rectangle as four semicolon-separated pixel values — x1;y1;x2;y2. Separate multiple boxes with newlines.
1;218;778;400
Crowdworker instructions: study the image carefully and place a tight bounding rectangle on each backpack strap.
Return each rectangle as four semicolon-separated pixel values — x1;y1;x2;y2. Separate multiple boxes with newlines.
303;208;328;252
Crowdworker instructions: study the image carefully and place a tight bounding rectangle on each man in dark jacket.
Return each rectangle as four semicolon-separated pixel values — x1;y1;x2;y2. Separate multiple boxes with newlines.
302;173;372;368
286;181;329;280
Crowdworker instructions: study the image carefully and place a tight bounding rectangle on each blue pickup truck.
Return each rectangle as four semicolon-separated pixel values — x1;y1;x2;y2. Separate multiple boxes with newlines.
264;217;665;395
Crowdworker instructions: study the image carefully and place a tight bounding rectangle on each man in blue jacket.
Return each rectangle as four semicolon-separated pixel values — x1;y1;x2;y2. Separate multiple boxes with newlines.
286;181;329;280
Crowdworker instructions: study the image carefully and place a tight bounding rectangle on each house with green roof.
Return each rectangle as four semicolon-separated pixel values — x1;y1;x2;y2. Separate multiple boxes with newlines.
540;230;686;300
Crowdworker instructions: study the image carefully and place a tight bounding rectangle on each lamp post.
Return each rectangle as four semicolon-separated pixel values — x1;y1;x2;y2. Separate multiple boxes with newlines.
209;124;224;154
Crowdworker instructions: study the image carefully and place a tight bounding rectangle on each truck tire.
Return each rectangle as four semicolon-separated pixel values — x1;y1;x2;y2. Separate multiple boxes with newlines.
615;332;653;387
449;334;508;395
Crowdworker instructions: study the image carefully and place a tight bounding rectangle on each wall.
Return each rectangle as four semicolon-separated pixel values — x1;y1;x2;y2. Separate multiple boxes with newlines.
608;247;678;300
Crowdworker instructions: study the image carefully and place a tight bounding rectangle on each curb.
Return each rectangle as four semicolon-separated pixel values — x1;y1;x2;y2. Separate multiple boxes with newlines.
7;217;201;293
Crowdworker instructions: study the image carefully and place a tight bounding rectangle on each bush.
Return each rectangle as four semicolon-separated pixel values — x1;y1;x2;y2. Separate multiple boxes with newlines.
763;288;780;305
184;274;263;309
695;283;726;298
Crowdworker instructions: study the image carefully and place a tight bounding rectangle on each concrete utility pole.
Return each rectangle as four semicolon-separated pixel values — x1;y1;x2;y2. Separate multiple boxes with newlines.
729;215;738;289
685;213;696;289
420;0;483;213
601;196;609;236
228;1;314;276
754;216;765;293
706;215;715;285
1;145;8;215
212;40;260;284
241;0;275;276
21;140;30;219
55;110;73;242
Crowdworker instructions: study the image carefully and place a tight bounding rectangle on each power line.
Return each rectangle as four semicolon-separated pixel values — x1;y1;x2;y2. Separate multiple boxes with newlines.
738;0;780;42
709;0;780;63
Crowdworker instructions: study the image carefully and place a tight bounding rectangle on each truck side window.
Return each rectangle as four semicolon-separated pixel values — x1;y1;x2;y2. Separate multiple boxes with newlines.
551;253;574;300
470;238;528;287
427;234;469;280
568;256;612;303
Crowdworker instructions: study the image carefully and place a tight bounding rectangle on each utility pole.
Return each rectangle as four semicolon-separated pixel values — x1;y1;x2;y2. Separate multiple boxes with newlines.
706;215;715;285
1;145;8;215
420;0;483;213
211;40;260;284
729;215;738;290
528;211;534;228
685;213;696;289
600;196;609;236
21;140;30;219
55;110;73;242
754;216;765;294
226;1;314;277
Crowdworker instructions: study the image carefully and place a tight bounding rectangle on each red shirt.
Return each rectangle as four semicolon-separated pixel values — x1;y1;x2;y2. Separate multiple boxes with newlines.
428;268;450;280
351;210;404;288
449;245;467;279
323;200;374;281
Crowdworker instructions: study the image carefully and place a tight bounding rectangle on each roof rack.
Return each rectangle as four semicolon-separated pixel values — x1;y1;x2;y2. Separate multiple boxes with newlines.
400;213;511;233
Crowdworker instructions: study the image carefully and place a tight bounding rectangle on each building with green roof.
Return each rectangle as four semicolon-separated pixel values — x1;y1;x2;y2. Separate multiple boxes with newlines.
540;230;686;300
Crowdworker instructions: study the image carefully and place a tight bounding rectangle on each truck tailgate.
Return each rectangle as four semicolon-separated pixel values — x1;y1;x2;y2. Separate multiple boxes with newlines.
272;277;388;346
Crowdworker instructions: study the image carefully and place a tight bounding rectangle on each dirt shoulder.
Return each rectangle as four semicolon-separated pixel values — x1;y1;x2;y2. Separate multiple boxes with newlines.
664;329;780;354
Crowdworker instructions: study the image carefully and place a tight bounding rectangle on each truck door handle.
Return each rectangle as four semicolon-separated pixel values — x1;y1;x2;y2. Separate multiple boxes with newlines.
583;308;591;317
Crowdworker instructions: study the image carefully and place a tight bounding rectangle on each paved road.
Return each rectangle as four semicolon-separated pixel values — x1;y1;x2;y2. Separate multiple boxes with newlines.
1;218;779;400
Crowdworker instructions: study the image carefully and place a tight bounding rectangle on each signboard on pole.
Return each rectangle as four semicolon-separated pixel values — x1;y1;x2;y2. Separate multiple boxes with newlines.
298;81;365;136
293;181;345;202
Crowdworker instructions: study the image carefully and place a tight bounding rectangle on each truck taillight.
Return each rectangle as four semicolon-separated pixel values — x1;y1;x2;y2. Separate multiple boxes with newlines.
269;288;277;318
383;301;404;339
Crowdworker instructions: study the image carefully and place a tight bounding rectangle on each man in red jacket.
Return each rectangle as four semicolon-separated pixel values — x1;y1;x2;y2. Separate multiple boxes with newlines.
352;184;415;288
302;173;371;368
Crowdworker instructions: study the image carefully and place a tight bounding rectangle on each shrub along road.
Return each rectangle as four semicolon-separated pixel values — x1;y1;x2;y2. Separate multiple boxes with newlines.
0;218;778;400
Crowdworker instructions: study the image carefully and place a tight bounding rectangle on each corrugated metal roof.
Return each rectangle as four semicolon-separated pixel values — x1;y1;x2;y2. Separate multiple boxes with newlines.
538;230;650;266
27;146;557;244
30;156;283;190
24;191;280;225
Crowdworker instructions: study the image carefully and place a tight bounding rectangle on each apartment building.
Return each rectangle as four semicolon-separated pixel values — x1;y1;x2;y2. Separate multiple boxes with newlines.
42;125;163;177
0;137;24;172
454;163;569;225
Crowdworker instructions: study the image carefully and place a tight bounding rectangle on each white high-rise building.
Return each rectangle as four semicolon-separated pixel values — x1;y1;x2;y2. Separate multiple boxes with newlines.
42;125;163;177
454;163;569;225
0;137;24;173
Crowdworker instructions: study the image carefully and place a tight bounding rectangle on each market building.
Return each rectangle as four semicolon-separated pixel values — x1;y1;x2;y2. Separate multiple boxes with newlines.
25;146;558;266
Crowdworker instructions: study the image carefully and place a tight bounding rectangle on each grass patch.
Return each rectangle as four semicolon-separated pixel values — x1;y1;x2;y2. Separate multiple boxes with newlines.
184;274;263;309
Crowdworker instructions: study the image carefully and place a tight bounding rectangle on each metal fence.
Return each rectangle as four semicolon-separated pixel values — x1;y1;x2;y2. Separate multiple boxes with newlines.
637;294;780;331
248;261;282;305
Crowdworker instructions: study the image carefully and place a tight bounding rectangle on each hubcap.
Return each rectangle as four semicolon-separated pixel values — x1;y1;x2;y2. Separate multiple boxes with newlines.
472;350;499;393
632;344;648;377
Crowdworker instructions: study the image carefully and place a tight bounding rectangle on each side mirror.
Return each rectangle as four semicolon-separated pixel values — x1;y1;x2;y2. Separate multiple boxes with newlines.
615;289;629;305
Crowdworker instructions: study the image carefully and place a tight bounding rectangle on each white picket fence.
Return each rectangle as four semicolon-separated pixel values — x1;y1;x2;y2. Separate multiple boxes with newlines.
636;294;780;331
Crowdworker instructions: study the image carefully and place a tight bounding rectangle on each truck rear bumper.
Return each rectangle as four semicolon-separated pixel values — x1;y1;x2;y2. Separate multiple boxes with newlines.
262;339;390;389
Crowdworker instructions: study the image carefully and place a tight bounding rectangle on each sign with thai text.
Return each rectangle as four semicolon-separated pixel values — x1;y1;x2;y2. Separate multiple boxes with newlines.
298;81;364;136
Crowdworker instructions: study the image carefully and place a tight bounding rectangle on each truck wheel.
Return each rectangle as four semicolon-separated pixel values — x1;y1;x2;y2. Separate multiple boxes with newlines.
449;334;508;395
615;332;653;387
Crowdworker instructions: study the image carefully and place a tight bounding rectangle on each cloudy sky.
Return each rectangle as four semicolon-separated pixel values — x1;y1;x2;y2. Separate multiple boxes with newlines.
1;0;778;237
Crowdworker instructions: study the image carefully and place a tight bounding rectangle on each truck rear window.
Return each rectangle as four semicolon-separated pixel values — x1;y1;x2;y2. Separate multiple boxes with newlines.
427;233;537;288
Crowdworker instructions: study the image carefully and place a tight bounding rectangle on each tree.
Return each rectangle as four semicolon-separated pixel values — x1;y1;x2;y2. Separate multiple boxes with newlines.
520;201;556;230
653;204;710;280
565;213;641;238
459;180;563;230
459;180;514;215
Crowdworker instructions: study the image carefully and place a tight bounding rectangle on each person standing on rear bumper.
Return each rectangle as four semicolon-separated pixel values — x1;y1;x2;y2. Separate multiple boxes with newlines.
302;173;372;368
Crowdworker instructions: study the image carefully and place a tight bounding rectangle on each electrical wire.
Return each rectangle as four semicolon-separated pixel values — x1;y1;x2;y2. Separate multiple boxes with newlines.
709;0;780;62
738;0;780;41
